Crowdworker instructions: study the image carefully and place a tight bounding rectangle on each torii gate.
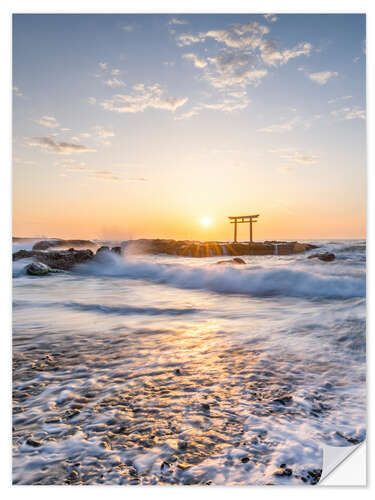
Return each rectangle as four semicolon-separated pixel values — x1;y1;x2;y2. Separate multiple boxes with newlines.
228;214;259;243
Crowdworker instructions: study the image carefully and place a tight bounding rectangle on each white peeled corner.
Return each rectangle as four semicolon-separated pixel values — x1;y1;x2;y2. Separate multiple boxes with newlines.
319;441;366;485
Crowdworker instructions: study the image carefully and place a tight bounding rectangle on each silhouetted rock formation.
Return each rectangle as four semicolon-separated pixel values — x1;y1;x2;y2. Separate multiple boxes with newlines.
14;239;318;269
13;249;94;270
308;252;335;262
124;239;317;257
32;239;97;251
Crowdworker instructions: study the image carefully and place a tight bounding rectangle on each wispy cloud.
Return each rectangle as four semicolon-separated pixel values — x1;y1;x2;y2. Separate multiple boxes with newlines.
269;148;319;167
258;117;300;133
28;137;96;155
260;40;312;66
331;106;366;120
174;108;200;120
169;17;188;26
328;95;352;104
13;86;24;97
34;115;60;128
308;70;338;85
92;126;115;145
98;62;108;70
88;97;97;105
183;53;207;68
99;83;188;113
121;24;134;32
104;77;125;88
263;14;278;23
55;159;87;171
279;151;319;164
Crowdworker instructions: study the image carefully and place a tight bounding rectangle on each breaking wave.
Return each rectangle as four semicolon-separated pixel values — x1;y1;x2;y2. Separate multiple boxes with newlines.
76;253;365;300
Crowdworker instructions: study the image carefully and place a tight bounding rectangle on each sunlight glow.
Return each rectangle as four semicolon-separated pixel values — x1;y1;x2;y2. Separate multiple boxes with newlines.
201;217;212;227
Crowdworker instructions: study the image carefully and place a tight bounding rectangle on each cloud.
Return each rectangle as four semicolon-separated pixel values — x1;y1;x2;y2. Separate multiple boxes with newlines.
260;40;312;66
328;95;352;104
100;83;188;113
13;86;23;97
28;137;96;155
202;21;270;49
104;77;125;88
279;151;319;164
55;159;87;171
269;148;319;166
331;106;366;120
99;62;108;70
308;71;338;85
200;95;251;112
264;14;278;23
175;91;251;119
175;21;312;92
258;117;300;133
176;33;203;47
122;24;134;32
92;126;115;145
183;52;207;68
204;50;268;88
88;97;97;105
169;17;188;25
174;109;200;120
34;115;60;128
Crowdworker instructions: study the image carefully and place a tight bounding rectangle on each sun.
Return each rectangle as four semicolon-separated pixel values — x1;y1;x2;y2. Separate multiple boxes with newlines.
201;216;212;227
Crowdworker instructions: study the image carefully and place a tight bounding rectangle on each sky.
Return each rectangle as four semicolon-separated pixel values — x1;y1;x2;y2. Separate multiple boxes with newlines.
12;13;366;240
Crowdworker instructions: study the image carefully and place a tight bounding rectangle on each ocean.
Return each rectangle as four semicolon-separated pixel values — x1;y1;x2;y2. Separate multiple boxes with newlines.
12;239;366;485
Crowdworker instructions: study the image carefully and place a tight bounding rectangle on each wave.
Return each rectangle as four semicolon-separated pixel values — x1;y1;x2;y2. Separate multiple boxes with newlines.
76;253;365;300
13;300;200;316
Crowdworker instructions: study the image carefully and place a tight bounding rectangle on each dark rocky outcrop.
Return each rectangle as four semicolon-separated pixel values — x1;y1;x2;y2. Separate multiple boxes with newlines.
96;246;110;254
14;239;319;266
32;239;97;251
13;249;94;270
308;252;335;262
216;257;246;265
111;246;122;255
124;239;318;257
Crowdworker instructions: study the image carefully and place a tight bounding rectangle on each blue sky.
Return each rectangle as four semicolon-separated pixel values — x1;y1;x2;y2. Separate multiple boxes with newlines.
12;14;366;239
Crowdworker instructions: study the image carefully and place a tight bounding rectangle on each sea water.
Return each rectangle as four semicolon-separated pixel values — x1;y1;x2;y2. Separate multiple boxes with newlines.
12;239;366;485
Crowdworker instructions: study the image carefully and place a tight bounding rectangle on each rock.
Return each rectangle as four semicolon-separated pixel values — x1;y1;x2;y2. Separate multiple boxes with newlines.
25;262;51;276
44;416;62;423
201;402;210;411
308;252;335;262
178;440;188;450
26;437;42;447
111;246;122;255
306;469;322;484
216;257;246;265
175;368;181;376
65;470;79;484
241;457;250;463
273;467;292;477
273;395;293;406
96;246;110;254
177;463;190;470
13;249;94;270
32;239;96;251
